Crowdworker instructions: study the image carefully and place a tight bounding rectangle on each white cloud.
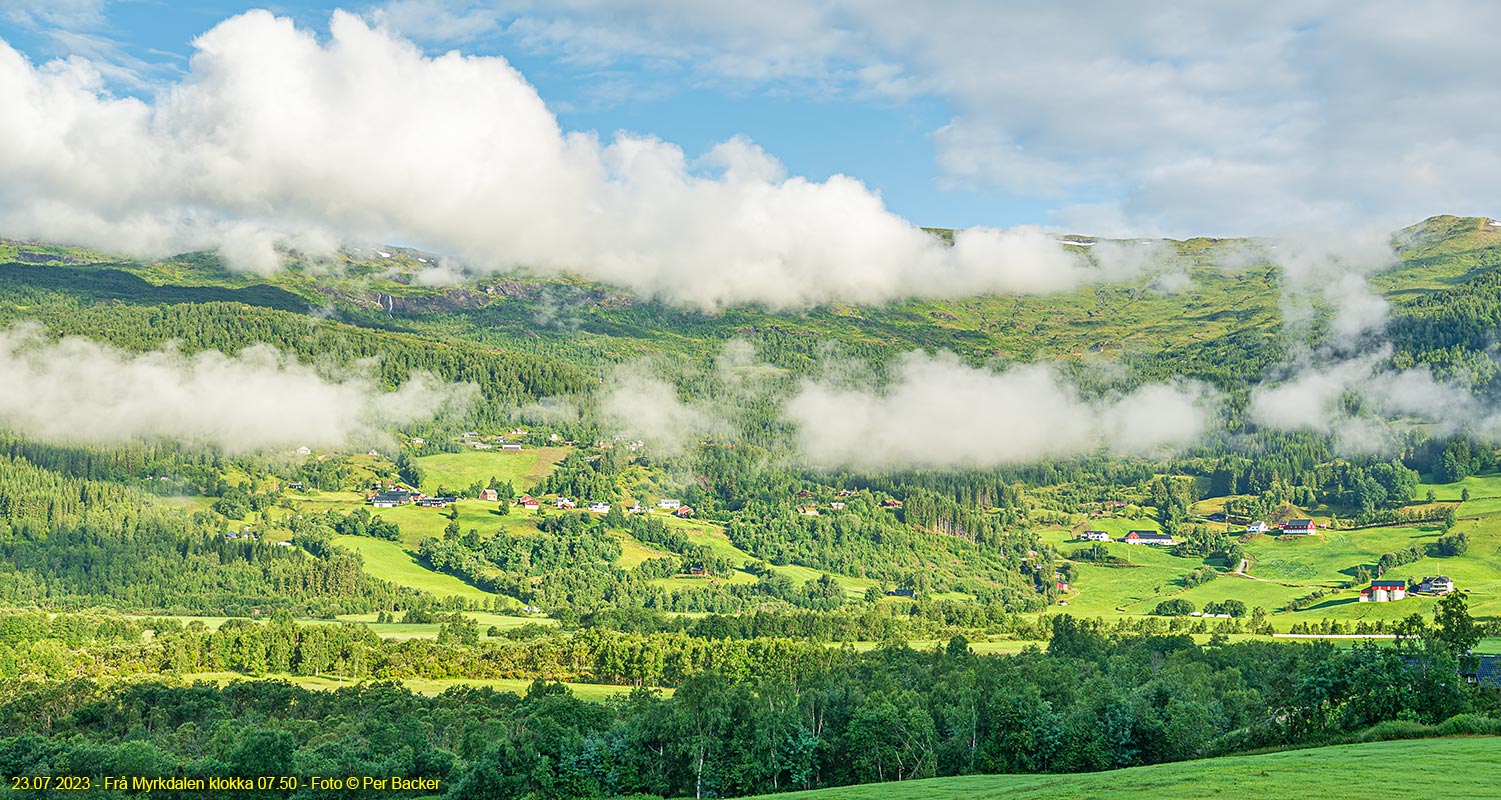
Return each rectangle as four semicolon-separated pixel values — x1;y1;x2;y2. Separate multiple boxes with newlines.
784;351;1217;469
0;324;475;452
391;1;1501;236
0;10;1124;309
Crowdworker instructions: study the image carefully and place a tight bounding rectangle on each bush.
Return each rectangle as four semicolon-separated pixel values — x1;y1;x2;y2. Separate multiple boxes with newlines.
1182;565;1218;588
1152;598;1195;617
1436;714;1501;737
1432;531;1469;557
1203;599;1247;618
1355;719;1432;743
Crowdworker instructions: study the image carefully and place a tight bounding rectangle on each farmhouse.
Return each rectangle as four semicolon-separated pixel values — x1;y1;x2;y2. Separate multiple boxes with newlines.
555;497;576;509
829;501;846;510
370;489;413;508
886;588;916;598
500;443;522;451
1246;521;1269;534
628;502;643;513
479;488;500;502
657;499;681;509
588;502;611;513
517;495;540;509
288;482;304;490
674;505;695;518
687;566;706;576
881;498;904;509
1360;578;1408;602
1282;519;1317;535
1462;655;1501;687
1419;575;1455;595
1079;530;1111;542
1123;530;1174;546
295;446;312;456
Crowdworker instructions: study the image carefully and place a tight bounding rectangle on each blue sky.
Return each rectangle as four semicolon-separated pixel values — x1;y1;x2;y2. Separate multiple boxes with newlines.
0;1;1098;231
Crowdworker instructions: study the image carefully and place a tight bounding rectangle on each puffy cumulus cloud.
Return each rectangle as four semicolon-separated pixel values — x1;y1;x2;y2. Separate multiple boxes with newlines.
0;324;475;452
0;10;1107;309
401;1;1501;236
784;352;1218;470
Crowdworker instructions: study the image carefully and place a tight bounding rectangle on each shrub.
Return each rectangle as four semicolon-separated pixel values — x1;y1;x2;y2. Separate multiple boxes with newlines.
1437;714;1501;737
1152;598;1195;617
1356;719;1431;743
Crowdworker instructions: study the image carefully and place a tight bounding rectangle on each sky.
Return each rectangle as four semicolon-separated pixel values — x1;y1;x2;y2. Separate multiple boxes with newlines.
2;0;1500;458
5;0;1500;236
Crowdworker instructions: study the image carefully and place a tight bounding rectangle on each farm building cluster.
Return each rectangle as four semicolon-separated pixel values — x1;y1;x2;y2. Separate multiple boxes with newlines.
1359;575;1456;603
368;486;698;519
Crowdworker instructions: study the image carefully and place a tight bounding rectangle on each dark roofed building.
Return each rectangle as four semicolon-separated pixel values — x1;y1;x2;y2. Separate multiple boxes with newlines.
370;490;413;508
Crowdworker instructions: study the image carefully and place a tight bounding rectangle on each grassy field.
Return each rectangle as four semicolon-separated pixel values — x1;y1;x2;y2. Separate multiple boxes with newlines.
413;448;568;495
330;535;512;606
748;737;1501;800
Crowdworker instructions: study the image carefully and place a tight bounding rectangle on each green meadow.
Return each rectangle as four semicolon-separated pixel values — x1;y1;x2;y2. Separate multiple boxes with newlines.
413;447;570;494
330;535;509;605
746;737;1501;800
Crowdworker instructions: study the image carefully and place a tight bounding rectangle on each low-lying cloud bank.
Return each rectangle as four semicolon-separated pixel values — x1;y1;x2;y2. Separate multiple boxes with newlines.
0;325;474;452
784;353;1218;469
0;10;1136;309
1250;349;1501;453
574;346;1221;470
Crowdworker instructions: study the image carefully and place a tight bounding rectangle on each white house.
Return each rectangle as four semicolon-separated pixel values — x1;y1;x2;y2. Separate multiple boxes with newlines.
588;502;611;513
657;499;682;509
1246;521;1269;534
1419;575;1455;595
1079;530;1111;542
295;446;312;456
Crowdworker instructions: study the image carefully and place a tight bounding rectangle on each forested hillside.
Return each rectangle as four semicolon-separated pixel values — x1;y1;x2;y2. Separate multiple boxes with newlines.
3;217;1501;798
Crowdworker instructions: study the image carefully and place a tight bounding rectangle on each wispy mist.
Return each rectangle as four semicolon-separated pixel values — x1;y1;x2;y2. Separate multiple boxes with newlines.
0;325;475;452
784;351;1218;469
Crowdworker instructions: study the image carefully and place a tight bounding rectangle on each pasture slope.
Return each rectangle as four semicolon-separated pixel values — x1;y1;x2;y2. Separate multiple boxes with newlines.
750;737;1501;800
